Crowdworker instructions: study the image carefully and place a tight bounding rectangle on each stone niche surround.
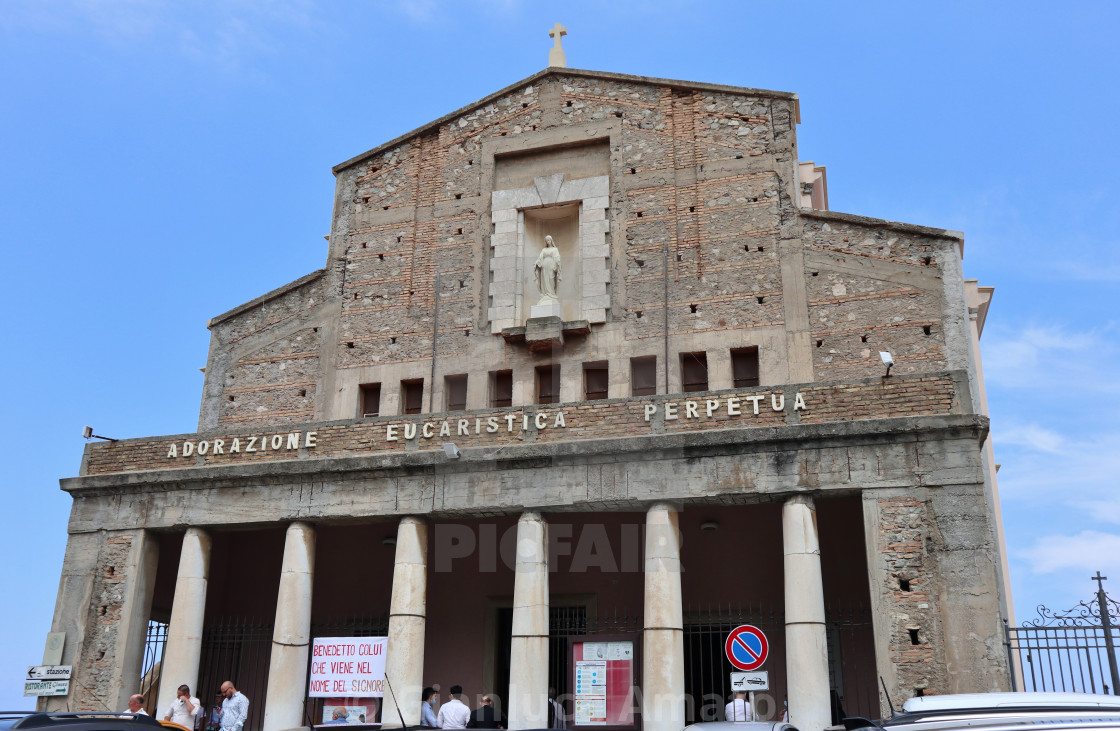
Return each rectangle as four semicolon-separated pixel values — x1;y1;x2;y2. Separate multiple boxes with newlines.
488;172;611;333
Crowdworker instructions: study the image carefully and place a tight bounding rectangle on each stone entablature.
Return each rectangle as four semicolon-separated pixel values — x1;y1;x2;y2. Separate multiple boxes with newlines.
80;371;964;477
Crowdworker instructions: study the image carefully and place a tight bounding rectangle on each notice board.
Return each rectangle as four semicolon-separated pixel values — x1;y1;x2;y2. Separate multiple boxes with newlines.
568;634;639;730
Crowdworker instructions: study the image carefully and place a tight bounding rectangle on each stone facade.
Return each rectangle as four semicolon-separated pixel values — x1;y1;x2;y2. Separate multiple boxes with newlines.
46;67;1011;731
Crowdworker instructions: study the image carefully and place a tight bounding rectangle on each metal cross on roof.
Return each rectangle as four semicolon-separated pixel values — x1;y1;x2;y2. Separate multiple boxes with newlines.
548;22;567;68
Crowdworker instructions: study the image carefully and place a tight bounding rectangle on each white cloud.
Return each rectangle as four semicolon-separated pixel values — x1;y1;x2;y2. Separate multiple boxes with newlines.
1;0;319;72
994;422;1066;453
983;322;1120;393
1018;530;1120;574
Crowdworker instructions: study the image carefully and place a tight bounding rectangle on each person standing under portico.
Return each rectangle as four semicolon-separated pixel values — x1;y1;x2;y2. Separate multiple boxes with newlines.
219;681;249;731
122;694;148;718
725;690;751;721
421;687;439;728
164;684;201;728
437;685;471;729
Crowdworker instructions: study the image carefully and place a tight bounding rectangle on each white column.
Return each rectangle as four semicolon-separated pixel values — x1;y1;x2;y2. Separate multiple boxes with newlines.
156;528;212;718
783;496;831;731
381;517;428;729
264;522;316;731
642;503;685;731
508;512;549;730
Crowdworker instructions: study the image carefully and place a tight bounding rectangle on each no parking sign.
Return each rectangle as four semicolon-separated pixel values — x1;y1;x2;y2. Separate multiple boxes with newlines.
725;625;768;671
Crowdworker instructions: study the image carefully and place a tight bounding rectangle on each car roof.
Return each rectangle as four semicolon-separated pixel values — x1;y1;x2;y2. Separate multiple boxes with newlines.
902;695;1120;714
0;713;163;730
683;722;798;731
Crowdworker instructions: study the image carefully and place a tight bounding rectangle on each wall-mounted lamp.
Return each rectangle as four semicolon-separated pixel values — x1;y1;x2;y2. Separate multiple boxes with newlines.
700;521;719;532
443;443;461;459
82;425;117;442
382;537;397;547
879;351;894;377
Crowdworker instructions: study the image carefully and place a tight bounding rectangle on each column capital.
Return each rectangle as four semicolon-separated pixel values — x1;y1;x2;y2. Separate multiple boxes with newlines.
784;493;815;509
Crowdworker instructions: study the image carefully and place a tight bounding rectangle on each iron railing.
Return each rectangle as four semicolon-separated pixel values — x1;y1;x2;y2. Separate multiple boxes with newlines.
1007;573;1120;695
140;620;169;713
196;618;274;731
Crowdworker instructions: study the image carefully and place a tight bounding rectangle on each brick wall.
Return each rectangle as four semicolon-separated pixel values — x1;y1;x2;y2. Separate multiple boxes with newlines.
874;496;949;697
84;371;958;476
203;69;959;429
75;534;133;710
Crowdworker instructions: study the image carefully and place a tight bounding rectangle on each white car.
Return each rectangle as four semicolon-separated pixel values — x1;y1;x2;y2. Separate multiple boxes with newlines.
841;692;1120;731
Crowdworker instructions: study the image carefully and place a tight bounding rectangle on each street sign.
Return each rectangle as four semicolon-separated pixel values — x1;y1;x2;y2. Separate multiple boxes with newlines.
24;680;69;697
27;666;72;681
725;625;769;671
730;671;769;691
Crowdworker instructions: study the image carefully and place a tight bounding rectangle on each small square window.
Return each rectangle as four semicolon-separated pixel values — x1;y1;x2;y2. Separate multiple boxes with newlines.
490;370;512;408
401;379;424;414
731;347;760;388
680;352;708;393
631;356;657;396
359;383;381;417
445;374;467;412
536;365;560;405
583;361;609;401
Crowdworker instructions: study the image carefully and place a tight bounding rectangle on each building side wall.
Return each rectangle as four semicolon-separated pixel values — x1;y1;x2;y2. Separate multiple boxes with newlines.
200;273;332;430
42;529;158;713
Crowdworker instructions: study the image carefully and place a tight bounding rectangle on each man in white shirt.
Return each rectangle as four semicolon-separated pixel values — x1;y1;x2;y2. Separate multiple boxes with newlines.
436;685;471;729
725;691;751;722
122;694;149;718
165;684;201;728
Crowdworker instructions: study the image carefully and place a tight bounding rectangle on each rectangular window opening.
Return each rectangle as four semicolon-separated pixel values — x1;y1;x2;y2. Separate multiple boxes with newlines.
536;365;560;405
445;374;468;412
631;356;657;396
401;379;424;415
731;346;760;388
490;370;513;408
359;383;382;417
680;352;709;393
583;361;609;401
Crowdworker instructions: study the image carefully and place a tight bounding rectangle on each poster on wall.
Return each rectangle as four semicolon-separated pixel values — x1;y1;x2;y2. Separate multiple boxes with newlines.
571;638;636;728
309;637;387;697
310;636;386;726
321;702;374;725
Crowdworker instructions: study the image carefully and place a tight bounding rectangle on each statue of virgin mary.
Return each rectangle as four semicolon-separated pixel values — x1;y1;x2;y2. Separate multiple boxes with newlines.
533;235;562;305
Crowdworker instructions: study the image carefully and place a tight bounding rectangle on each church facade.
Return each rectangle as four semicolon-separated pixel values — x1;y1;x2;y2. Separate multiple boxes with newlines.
46;66;1012;731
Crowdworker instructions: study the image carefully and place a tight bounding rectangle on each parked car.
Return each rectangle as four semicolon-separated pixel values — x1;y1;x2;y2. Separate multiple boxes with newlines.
0;712;164;731
841;692;1120;731
684;722;799;731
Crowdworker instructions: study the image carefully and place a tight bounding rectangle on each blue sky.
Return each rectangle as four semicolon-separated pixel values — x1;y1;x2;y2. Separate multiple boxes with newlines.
2;0;1119;710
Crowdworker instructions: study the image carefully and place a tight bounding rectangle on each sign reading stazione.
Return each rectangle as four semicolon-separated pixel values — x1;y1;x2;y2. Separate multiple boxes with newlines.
308;637;386;698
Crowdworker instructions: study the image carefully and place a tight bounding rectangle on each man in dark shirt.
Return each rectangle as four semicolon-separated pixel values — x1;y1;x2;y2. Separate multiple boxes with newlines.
467;695;501;729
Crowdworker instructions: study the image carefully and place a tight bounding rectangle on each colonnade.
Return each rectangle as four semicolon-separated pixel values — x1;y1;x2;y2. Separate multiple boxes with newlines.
157;497;833;731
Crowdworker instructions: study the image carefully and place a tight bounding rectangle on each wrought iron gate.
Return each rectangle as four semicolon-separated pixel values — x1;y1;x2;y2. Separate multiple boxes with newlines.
1006;573;1120;695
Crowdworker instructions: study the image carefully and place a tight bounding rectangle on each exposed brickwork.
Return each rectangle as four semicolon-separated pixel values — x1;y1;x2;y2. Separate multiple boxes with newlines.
798;375;954;424
875;497;949;696
220;326;319;425
804;217;950;381
74;534;133;710
84;372;957;475
204;70;956;428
